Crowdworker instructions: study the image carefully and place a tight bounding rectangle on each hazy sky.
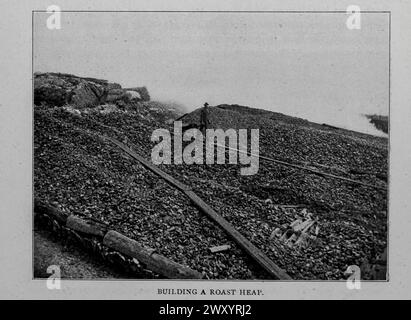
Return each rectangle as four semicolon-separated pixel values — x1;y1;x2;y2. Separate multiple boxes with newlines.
34;12;389;135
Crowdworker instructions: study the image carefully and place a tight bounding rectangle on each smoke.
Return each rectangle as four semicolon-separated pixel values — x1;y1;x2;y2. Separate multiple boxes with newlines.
33;11;389;137
151;87;388;137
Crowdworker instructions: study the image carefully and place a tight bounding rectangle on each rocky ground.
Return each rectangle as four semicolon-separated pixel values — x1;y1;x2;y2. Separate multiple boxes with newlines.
34;229;127;279
34;73;388;280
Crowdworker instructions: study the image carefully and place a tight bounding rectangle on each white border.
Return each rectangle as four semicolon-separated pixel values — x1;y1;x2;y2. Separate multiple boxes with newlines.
1;0;410;299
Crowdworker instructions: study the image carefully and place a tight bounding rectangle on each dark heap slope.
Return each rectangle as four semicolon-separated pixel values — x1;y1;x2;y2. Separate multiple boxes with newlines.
34;74;388;280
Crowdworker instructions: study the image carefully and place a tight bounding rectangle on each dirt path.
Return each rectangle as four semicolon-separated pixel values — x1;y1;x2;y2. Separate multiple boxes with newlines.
34;228;127;279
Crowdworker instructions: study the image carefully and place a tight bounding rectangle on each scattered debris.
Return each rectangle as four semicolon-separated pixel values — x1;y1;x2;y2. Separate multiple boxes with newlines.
271;208;319;249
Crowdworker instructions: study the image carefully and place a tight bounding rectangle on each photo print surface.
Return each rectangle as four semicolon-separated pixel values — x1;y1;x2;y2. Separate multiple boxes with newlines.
33;11;389;281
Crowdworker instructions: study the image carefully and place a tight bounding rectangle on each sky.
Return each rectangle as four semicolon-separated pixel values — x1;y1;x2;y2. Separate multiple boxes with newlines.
34;12;389;136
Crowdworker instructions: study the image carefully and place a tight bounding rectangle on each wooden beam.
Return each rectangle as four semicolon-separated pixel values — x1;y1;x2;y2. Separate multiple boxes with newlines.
105;136;292;280
103;230;202;279
34;199;68;224
66;215;107;238
186;191;291;280
104;136;191;192
34;198;202;279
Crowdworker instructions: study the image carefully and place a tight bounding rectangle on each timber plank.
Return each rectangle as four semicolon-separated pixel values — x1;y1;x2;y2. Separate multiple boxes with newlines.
103;230;202;279
105;136;292;280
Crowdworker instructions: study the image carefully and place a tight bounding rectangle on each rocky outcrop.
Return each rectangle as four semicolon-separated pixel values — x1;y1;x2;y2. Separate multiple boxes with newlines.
34;72;150;108
34;73;107;108
123;86;150;102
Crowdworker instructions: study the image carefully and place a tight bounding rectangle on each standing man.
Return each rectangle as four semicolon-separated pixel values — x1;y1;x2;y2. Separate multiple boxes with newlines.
200;102;209;134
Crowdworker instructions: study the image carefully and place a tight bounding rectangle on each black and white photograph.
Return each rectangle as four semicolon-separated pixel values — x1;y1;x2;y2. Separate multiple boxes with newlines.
31;10;389;282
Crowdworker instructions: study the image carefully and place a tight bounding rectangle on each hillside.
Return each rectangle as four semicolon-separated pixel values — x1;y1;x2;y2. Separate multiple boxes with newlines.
34;73;388;280
366;114;389;134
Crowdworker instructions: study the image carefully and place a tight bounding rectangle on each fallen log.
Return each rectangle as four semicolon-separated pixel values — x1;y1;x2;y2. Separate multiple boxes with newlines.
66;215;108;239
34;199;68;224
103;230;203;279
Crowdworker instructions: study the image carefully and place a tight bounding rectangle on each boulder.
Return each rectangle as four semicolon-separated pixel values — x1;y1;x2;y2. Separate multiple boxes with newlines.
70;81;106;108
126;90;141;100
34;73;106;108
123;86;150;101
34;73;110;108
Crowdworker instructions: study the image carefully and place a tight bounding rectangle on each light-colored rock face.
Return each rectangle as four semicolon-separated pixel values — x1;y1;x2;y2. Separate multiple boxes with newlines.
62;105;81;116
123;87;150;101
126;91;141;100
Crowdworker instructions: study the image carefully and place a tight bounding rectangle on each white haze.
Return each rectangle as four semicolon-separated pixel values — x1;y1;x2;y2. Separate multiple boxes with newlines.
34;12;389;136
